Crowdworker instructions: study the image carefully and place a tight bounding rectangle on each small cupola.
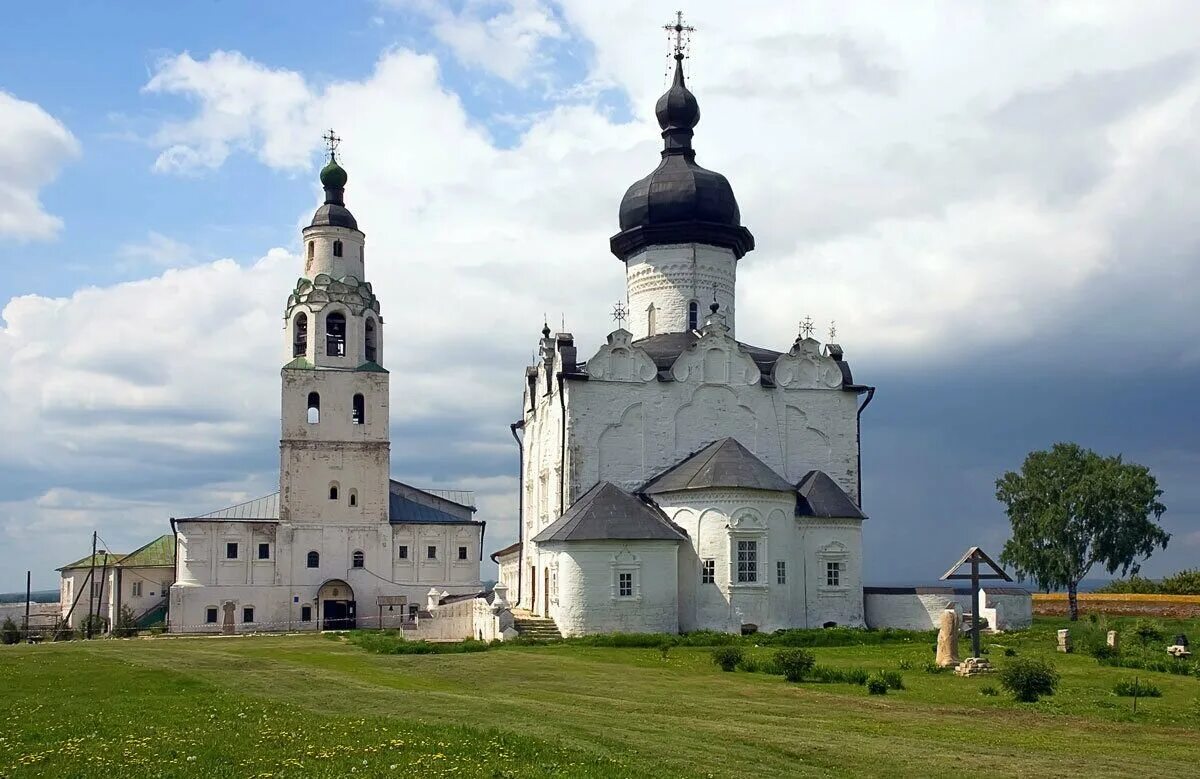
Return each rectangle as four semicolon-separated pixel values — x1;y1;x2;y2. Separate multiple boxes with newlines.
310;150;358;231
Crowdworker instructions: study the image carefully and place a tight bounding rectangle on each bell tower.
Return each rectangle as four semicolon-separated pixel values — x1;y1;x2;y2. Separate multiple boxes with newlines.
279;133;391;525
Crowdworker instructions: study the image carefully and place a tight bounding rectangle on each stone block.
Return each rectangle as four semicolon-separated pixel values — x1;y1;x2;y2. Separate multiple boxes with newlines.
1057;628;1071;653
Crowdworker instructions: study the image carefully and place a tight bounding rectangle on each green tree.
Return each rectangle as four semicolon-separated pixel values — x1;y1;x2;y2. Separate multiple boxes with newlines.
1;616;20;645
996;442;1167;621
112;605;138;638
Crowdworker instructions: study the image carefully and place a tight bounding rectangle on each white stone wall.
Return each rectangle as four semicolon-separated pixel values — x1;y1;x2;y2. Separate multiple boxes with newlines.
301;224;366;282
658;489;864;632
625;243;737;339
979;588;1033;631
171;520;482;633
863;590;955;631
540;541;679;636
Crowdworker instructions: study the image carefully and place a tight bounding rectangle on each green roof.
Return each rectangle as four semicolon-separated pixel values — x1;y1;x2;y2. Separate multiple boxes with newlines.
282;357;315;370
355;361;388;373
57;551;125;572
117;534;175;568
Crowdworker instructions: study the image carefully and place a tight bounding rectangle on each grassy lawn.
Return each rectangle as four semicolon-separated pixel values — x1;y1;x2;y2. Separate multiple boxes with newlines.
1;616;1198;778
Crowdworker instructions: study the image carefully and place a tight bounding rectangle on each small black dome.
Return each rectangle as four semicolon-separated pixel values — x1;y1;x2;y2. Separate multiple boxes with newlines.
610;56;753;262
309;154;359;231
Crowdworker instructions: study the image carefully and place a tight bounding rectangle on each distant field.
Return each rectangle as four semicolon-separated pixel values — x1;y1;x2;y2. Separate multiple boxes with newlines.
1034;593;1200;618
1;617;1199;778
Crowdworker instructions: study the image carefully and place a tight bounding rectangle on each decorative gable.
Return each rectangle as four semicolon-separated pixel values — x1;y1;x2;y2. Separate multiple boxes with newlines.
585;329;658;382
669;317;760;385
771;337;843;389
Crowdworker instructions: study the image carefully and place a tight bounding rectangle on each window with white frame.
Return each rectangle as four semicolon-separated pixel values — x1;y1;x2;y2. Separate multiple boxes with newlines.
736;540;758;583
611;552;641;600
618;572;633;597
826;561;841;587
701;559;715;584
397;545;408;560
777;560;787;585
817;541;849;593
225;542;238;560
132;580;142;597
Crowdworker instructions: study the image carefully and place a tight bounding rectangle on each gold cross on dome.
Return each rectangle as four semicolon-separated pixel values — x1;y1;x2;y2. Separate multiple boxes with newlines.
322;129;341;160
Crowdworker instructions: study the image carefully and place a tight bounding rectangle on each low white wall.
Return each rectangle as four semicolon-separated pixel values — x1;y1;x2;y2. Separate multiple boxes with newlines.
979;588;1033;630
865;587;1031;632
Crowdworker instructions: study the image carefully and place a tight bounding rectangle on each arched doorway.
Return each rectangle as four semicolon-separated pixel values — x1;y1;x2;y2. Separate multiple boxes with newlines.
318;579;356;630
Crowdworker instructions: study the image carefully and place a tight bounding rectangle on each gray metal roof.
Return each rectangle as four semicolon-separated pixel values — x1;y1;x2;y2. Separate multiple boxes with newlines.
189;492;280;521
795;470;866;519
642;438;794;494
532;482;686;543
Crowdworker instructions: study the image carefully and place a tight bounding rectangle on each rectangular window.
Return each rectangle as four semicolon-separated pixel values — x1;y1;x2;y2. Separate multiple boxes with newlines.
91;581;102;598
408;604;419;620
618;572;633;597
258;543;270;560
458;546;468;561
826;561;841;587
226;542;238;560
701;559;715;584
131;581;142;597
777;560;787;585
205;607;218;624
243;607;254;623
397;545;408;560
300;605;312;622
427;545;437;560
736;540;758;583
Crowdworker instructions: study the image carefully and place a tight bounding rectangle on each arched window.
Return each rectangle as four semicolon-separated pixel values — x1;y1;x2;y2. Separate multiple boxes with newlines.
647;303;656;336
307;392;320;424
688;300;699;331
293;313;308;357
306;551;319;568
328;482;339;500
352;393;365;425
352;550;365;568
325;312;346;357
348;489;358;507
333;240;343;257
364;319;377;362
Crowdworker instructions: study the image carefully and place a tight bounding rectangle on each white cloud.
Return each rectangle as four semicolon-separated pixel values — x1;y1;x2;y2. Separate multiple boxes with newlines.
0;92;81;241
116;231;197;269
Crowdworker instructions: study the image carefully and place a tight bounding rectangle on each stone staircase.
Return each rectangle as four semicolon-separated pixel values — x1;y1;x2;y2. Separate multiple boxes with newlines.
512;610;562;640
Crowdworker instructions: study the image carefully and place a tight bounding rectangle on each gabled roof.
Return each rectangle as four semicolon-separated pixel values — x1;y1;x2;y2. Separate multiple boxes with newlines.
57;551;125;572
489;541;521;563
795;470;866;519
532;482;686;543
117;534;175;568
184;492;280;521
389;480;480;525
642;437;793;495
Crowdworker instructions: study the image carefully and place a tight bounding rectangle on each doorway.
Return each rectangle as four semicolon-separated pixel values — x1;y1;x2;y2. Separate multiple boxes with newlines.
317;579;356;630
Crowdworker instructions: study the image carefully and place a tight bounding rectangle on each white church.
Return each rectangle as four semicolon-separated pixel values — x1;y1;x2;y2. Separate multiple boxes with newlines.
168;149;486;633
492;51;875;637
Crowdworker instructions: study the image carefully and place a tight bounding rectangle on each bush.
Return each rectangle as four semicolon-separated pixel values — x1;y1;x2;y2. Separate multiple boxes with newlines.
980;685;999;697
998;658;1060;703
808;665;869;685
876;669;905;690
1003;647;1017;657
1094;575;1161;594
112;605;138;638
1089;644;1119;661
1;617;20;645
775;648;816;682
352;634;491;655
1160;569;1200;595
897;659;912;670
1132;619;1165;647
711;646;744;672
866;675;888;695
922;660;948;674
1113;678;1162;698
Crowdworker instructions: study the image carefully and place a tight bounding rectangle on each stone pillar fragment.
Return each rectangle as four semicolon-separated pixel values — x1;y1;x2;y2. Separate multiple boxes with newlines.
936;604;960;667
1057;628;1072;653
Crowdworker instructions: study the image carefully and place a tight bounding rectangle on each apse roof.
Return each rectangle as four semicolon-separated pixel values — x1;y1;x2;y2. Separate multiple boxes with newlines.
642;437;794;495
532;482;685;543
796;470;866;519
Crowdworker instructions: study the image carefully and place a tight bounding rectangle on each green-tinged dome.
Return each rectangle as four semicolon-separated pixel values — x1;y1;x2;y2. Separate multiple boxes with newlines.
320;158;348;189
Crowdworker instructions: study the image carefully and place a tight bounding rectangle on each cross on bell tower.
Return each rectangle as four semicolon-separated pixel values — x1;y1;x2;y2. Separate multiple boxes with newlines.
662;10;695;81
322;128;341;162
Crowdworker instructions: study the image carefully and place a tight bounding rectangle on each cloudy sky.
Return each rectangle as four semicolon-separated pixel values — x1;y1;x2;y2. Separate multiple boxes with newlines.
2;1;1198;591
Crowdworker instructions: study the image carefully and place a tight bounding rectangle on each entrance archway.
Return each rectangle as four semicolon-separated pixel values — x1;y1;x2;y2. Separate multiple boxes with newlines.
318;579;356;630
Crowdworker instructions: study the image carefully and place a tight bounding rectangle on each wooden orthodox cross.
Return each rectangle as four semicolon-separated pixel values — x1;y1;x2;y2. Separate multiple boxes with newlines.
940;546;1012;659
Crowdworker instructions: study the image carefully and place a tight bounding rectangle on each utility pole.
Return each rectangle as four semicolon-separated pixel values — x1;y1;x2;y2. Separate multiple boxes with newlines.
23;570;31;643
95;556;109;637
87;531;97;639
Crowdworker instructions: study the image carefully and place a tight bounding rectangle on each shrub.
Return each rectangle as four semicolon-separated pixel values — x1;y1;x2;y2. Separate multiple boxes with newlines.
808;665;869;685
1089;644;1119;661
1132;619;1164;647
352;634;491;655
1;617;19;645
1159;569;1200;595
1113;679;1162;698
866;675;888;695
775;648;816;682
876;669;904;690
711;646;744;672
1003;647;1017;657
897;659;912;670
111;605;138;638
1094;575;1161;594
922;660;948;675
998;658;1060;703
980;685;999;697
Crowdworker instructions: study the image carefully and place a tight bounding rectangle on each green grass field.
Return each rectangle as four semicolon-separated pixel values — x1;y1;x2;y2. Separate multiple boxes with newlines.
2;617;1199;778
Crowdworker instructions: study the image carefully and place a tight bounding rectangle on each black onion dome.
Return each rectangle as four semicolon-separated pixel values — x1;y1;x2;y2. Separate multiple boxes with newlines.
611;56;753;262
309;155;359;230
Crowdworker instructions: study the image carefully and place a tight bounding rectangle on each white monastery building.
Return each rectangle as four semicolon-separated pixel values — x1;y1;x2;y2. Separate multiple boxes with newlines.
494;51;878;637
167;152;486;633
